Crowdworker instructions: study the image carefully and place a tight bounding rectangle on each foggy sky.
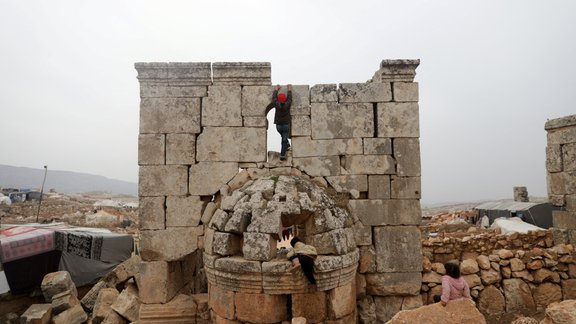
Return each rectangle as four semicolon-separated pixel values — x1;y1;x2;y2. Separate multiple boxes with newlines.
0;1;575;204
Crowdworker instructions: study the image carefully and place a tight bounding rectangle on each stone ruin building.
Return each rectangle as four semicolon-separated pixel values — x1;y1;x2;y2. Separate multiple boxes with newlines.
134;59;422;323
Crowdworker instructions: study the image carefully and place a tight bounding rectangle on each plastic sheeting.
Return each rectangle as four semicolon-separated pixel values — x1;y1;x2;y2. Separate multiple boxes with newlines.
490;217;544;234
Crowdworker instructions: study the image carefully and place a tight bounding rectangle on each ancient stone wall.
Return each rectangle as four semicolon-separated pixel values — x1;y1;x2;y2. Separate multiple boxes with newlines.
135;60;422;323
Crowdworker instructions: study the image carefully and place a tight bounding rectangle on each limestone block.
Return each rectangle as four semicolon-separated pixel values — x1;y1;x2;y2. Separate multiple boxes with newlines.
548;171;576;195
352;222;372;246
304;207;348;235
213;232;242;256
209;285;235;319
563;143;576;171
166;62;212;85
567;194;576;211
291;85;311;115
201;202;217;225
228;170;251;191
243;116;267;127
394;138;421;176
247;207;282;234
374;296;403;323
140;226;203;261
377;102;419;138
325;175;368;193
235;292;288;323
139;196;165;230
357;296;377;324
327;281;356;319
533;283;562;309
92;288;119;324
166;195;206;227
224;206;251;234
139;165;188;196
202;86;242;126
214;256;262;273
20;304;52;324
292;137;362;158
547;125;576;145
503;278;536;312
293;156;340;177
390;176;421;199
111;284;140;322
343;155;395;175
374;226;422;272
393;82;419;102
368;175;391;199
553;211;576;229
136;261;183;304
348;199;421;226
561;279;576;299
140;98;201;134
241;85;274;116
477;285;505;316
51;303;87;324
209;209;231;231
358;246;377;274
189;162;239;196
51;290;79;316
546;145;563;172
292;291;327;323
221;191;247;211
138;295;198;323
291;116;311;136
339;83;392;103
165;133;195;165
242;232;277;261
212;62;271;85
139;83;208;98
363;138;392;155
196;127;266;162
135;62;168;80
545;114;576;130
307;228;355;255
372;59;420;83
311;102;374;139
138;134;165;165
310;84;338;102
365;272;421;296
41;271;77;303
243;178;276;198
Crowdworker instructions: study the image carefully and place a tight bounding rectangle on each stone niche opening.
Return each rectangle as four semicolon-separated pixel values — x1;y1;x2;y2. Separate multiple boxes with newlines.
204;175;359;322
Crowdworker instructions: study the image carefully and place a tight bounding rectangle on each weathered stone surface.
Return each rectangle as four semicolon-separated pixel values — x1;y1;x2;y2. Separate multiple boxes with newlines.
139;83;208;98
480;269;501;285
545;114;576;130
460;259;479;275
189;162;239;195
368;175;390;199
292;291;327;323
135;62;169;80
374;296;403;323
166;195;206;227
242;232;277;261
390;176;421;199
51;290;79;316
553;210;576;229
540;299;576;324
548;171;576;195
139;196;165;230
503;278;536;312
363;138;392;155
372;59;420;83
247;207;282;234
338;83;392;103
41;271;77;303
51;303;87;324
138;134;165;165
343;155;395;175
547;124;576;145
138;294;198;323
352;222;372;246
92;288;119;324
291;85;311;115
377;102;419;137
563;143;576;171
293;156;340;177
136;261;183;304
224;207;251;234
140;98;201;133
533;283;562;310
165;62;212;85
561;279;576;299
292;137;363;158
325;175;367;193
310;84;337;102
374;226;422;272
510;258;525;271
20;304;52;324
365;272;421;296
547;145;563;173
213;232;242;256
201;202;217;225
243;116;267;127
357;296;376;324
387;299;486;324
327;281;356;319
477;285;505;316
393;82;419;102
196;127;266;162
202;86;242;126
241;85;274;116
311;102;373;139
348;199;421;226
422;271;442;284
209;209;231;231
307;228;356;255
212;62;271;85
235;292;288;323
166;133;195;165
209;284;235;320
140;226;203;261
358;246;377;274
139;165;188;196
394;138;421;176
111;284;139;322
463;274;482;288
291;116;311;136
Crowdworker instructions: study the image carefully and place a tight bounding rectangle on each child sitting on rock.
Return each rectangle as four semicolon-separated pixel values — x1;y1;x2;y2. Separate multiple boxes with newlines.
435;261;472;306
286;237;317;284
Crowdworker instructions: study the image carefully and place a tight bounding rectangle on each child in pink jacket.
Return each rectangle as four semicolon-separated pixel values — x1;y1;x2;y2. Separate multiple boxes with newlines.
439;262;472;306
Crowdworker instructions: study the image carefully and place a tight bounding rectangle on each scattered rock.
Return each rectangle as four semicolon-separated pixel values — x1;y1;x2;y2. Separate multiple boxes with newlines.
387;299;486;324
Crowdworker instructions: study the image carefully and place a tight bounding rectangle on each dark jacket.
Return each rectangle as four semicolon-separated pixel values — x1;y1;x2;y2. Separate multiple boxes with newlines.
266;89;292;125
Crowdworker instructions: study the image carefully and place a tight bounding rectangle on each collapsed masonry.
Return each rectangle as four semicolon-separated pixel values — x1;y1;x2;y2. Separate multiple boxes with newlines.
135;60;422;323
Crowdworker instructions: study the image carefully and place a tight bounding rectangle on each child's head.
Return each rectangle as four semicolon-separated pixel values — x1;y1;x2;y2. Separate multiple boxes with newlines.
444;262;461;278
290;236;302;247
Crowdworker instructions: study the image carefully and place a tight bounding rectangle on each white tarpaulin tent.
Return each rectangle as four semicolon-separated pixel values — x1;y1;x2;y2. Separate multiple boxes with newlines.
490;217;545;234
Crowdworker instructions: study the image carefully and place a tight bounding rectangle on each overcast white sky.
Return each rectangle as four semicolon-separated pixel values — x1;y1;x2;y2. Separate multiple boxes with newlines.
0;1;575;204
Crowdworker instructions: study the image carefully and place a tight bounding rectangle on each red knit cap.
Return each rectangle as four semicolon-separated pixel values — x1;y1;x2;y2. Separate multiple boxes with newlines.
278;93;287;103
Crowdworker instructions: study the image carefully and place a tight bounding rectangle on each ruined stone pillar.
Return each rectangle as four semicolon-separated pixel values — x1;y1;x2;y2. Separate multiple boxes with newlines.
545;114;576;244
513;186;529;202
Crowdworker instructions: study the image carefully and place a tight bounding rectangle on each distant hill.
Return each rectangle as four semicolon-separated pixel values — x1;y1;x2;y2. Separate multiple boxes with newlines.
0;165;137;196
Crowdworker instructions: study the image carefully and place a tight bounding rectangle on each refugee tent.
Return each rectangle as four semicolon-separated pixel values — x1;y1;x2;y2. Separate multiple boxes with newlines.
474;200;553;229
0;223;133;295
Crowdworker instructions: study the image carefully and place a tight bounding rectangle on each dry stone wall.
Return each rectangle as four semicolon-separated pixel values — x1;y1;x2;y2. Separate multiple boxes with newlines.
135;60;422;323
546;115;576;245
